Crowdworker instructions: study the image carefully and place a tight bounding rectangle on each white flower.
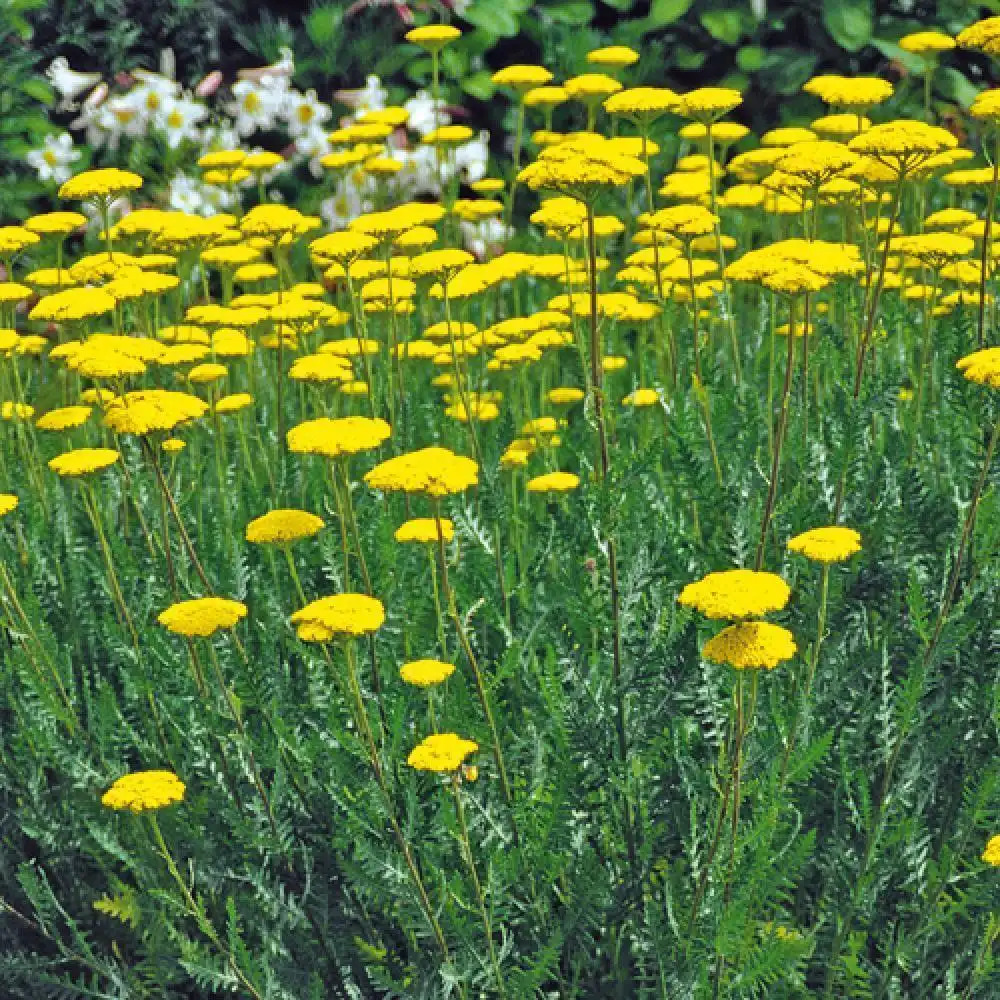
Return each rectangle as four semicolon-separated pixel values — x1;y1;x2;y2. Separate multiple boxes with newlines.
46;57;102;111
124;71;181;122
167;175;205;214
200;121;242;154
404;90;450;137
391;144;442;197
155;94;208;149
349;75;388;118
320;177;372;230
453;131;490;184
284;88;332;138
460;218;510;258
227;76;288;137
25;133;81;185
294;124;333;178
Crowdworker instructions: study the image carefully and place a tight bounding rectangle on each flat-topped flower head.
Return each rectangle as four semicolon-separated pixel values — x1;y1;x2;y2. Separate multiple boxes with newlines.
25;211;86;236
246;509;324;545
675;87;743;122
787;526;862;563
394;517;454;544
564;73;623;102
970;89;1000;124
623;388;660;407
364;446;478;497
407;732;478;772
400;658;456;687
59;168;143;201
983;834;1000;866
158;597;248;637
492;65;554;93
405;24;462;51
679;568;791;620
603;87;678;123
848;120;957;174
103;390;208;436
290;593;385;638
0;493;18;517
899;31;955;56
648;204;718;237
957;347;1000;388
957;17;1000;56
102;770;185;813
35;405;92;432
777;141;860;185
803;75;893;109
30;287;117;323
240;203;308;237
48;447;119;478
286;416;391;459
518;135;647;198
527;471;580;493
587;45;639;68
702;621;797;670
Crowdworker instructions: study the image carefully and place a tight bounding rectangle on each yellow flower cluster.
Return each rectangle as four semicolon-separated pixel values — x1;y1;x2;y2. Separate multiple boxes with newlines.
101;770;186;812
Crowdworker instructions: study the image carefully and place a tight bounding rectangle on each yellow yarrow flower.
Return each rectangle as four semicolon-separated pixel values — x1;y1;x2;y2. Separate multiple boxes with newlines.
364;446;478;497
678;568;791;620
286;416;391;458
400;659;456;687
405;24;462;51
702;621;797;670
407;732;478;772
47;447;119;477
59;168;143;201
899;30;955;56
527;471;580;492
103;390;208;435
246;509;324;545
35;405;92;432
982;834;1000;866
0;493;19;517
102;770;185;813
787;526;862;563
158;597;248;637
957;347;1000;388
394;517;455;544
291;593;385;638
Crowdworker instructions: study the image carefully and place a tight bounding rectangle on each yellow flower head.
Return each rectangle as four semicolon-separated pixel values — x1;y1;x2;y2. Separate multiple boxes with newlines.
29;287;117;323
158;597;248;637
400;658;456;687
24;211;87;236
405;24;462;50
394;517;454;544
364;446;478;497
286;416;391;458
899;31;955;56
586;45;639;68
407;732;478;772
527;471;580;492
563;73;624;101
623;388;660;407
492;65;554;92
35;405;92;432
702;621;797;670
103;390;208;436
101;770;185;813
678;568;791;620
246;509;324;545
957;346;1000;388
803;75;893;109
675;87;743;122
48;447;120;478
0;493;19;517
59;168;143;201
787;526;862;563
290;593;385;638
957;17;1000;56
982;834;1000;866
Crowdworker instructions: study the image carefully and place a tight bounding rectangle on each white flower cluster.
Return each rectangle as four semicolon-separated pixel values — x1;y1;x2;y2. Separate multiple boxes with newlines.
29;49;491;231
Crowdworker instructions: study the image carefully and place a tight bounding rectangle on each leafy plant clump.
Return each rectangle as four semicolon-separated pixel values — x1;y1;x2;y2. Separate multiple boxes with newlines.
1;15;1000;1000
